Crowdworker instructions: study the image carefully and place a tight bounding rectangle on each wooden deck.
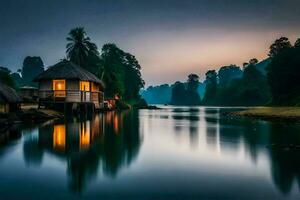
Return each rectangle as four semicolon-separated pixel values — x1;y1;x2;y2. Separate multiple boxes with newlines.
38;90;104;111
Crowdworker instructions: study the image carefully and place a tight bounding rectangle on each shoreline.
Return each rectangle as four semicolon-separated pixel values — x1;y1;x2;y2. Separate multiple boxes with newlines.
228;107;300;122
0;109;64;131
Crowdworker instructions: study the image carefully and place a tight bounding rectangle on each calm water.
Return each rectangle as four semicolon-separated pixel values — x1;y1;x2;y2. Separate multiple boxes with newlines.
1;107;300;199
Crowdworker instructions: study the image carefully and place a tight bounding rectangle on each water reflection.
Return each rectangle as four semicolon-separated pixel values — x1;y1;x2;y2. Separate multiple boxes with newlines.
203;108;300;195
22;110;142;192
1;107;300;198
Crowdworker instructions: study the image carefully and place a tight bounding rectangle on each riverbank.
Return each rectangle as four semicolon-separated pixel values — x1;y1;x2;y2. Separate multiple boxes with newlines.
230;107;300;122
0;109;63;131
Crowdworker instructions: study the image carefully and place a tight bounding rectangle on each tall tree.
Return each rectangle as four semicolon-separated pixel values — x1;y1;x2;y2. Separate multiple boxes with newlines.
186;74;201;105
268;37;292;58
267;38;300;105
242;61;270;104
123;53;145;101
66;27;99;68
203;70;217;104
187;74;199;92
98;43;126;97
171;82;187;105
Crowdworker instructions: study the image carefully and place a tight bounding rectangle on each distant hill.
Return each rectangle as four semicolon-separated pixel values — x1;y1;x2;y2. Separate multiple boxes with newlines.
141;82;205;105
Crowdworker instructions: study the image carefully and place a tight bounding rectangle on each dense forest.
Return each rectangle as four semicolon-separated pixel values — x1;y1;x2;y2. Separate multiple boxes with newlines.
0;27;145;106
142;37;300;106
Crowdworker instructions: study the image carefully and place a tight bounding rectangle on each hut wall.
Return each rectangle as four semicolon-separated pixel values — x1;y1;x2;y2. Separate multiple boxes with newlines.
20;89;38;101
38;80;52;99
66;80;81;102
67;80;79;90
39;80;52;90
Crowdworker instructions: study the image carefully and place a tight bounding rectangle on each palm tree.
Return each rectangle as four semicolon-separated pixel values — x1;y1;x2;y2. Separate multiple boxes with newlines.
66;27;99;67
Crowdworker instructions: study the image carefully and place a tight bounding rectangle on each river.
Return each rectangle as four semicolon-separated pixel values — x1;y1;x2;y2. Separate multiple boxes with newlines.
0;106;300;199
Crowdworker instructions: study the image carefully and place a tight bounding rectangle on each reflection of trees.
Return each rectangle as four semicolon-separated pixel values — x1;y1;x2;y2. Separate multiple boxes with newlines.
22;111;142;193
205;108;219;147
203;108;300;194
204;107;270;163
98;110;141;177
171;107;200;147
268;124;300;194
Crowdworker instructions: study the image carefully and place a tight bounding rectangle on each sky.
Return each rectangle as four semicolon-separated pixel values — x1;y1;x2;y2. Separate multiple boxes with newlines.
1;0;300;86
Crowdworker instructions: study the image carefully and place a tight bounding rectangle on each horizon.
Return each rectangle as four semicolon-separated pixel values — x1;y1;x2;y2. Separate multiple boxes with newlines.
1;0;300;86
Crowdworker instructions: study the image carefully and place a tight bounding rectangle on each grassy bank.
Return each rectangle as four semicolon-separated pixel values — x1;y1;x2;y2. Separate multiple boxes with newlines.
231;107;300;122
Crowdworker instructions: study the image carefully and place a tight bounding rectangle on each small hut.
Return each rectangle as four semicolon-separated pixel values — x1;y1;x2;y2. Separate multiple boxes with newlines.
19;86;38;102
34;61;105;110
0;83;21;113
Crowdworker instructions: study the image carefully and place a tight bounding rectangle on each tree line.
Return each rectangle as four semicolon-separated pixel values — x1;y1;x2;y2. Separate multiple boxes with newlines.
202;37;300;106
170;36;300;106
0;27;145;105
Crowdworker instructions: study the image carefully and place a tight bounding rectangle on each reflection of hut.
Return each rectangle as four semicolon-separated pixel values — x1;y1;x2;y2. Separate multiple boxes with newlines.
38;115;105;154
19;86;38;102
0;82;21;113
23;112;141;192
34;61;105;110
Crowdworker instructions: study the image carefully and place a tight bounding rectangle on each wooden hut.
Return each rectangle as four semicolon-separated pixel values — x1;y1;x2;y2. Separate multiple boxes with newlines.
19;86;38;102
34;61;105;110
0;82;21;113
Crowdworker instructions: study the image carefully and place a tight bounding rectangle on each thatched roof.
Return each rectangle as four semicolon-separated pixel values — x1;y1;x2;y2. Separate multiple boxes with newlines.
0;82;21;103
34;61;104;87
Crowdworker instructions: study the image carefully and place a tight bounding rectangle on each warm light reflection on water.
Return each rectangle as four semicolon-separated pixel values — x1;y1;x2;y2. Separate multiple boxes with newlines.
1;107;300;199
53;125;66;152
79;121;91;150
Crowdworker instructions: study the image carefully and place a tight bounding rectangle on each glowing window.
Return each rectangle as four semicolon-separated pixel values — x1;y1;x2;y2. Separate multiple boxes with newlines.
53;80;66;97
80;81;90;91
53;125;66;152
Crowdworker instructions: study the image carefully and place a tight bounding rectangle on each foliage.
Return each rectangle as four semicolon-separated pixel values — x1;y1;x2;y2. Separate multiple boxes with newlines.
186;74;201;104
22;56;44;87
140;84;172;104
64;28;145;103
218;65;242;86
170;74;201;105
203;59;271;106
11;72;23;88
98;44;124;98
268;37;292;58
123;53;145;101
187;74;199;91
267;37;300;105
238;62;271;105
66;27;99;68
97;44;144;101
170;81;187;105
203;70;217;104
0;66;16;88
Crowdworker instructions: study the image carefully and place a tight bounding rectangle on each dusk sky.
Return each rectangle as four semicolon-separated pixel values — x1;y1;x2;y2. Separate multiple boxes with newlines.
1;0;300;86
